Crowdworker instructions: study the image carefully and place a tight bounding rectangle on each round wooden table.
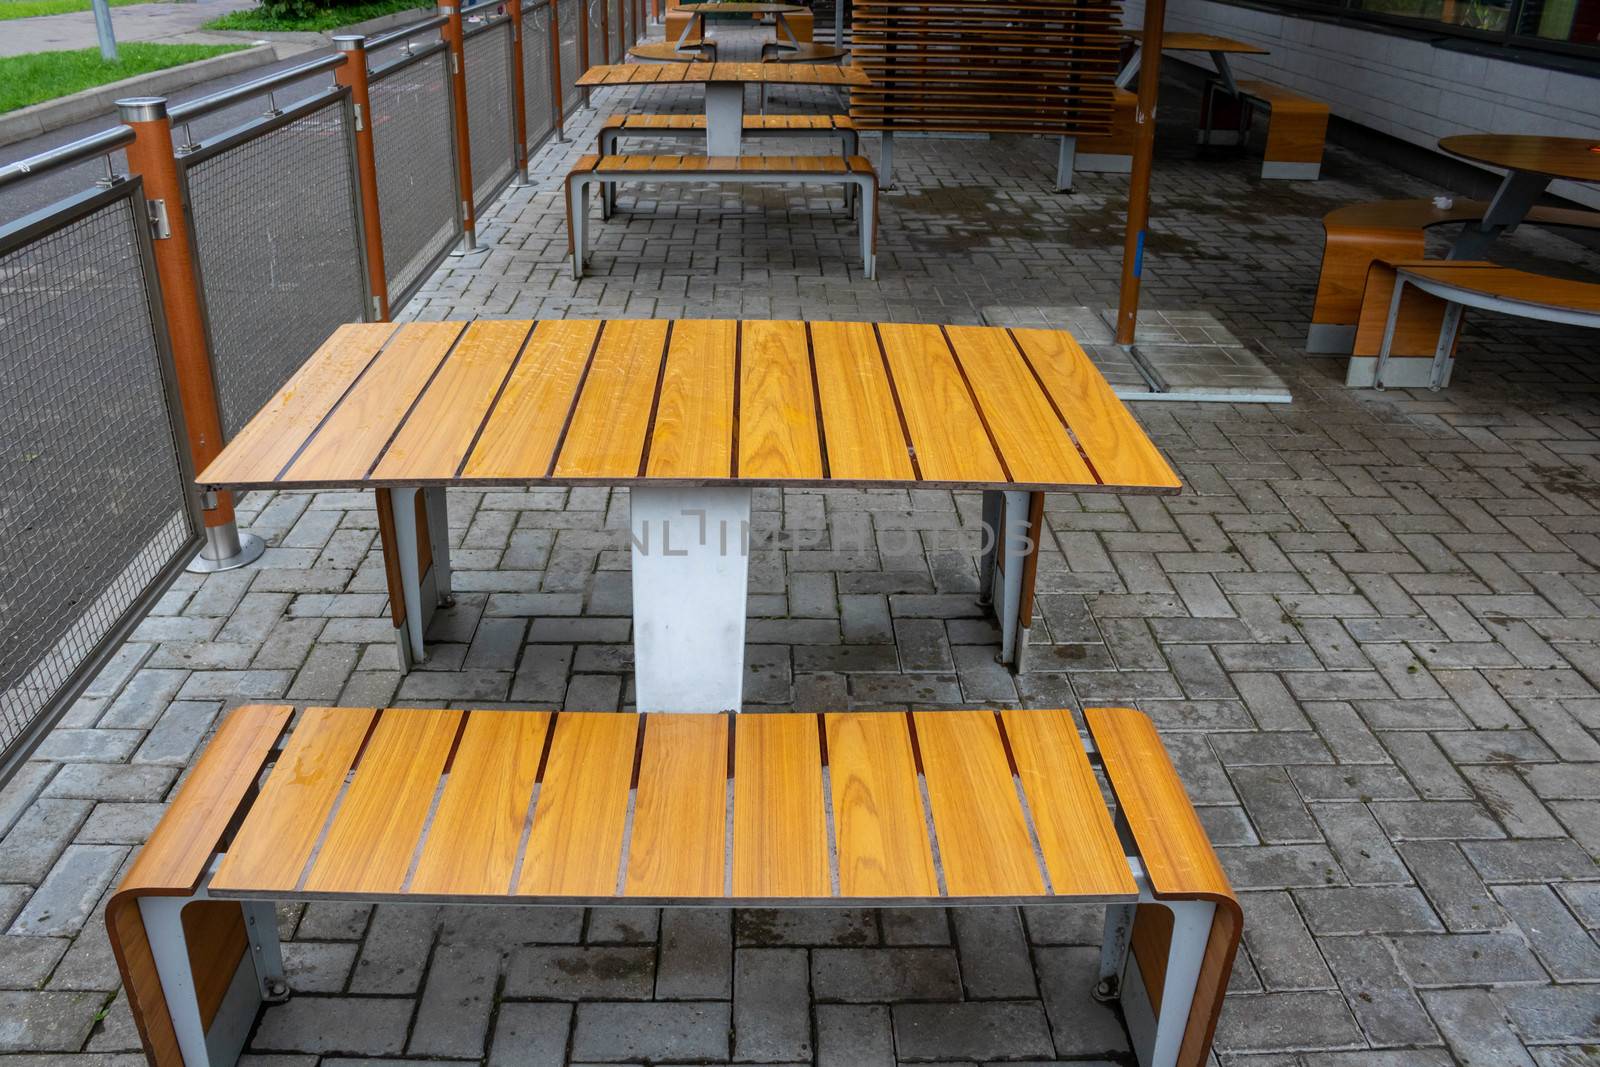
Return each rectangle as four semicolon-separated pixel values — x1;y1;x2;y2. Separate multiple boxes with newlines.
1439;134;1600;258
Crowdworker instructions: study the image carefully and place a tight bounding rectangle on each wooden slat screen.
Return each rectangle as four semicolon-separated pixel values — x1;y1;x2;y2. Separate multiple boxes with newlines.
849;0;1124;136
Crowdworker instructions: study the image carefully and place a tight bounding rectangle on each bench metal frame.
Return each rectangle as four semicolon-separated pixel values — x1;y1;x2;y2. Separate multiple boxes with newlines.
1375;267;1600;392
567;162;878;280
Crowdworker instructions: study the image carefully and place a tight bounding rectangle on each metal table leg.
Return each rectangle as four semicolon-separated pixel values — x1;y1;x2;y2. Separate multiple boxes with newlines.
1448;168;1550;260
704;82;746;156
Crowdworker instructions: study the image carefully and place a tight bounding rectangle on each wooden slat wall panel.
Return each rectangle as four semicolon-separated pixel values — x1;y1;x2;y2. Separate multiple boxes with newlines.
625;714;729;897
304;708;463;894
212;706;376;893
646;320;738;479
850;0;1123;135
518;713;639;896
826;712;938;898
913;711;1043;896
410;711;551;895
732;714;830;897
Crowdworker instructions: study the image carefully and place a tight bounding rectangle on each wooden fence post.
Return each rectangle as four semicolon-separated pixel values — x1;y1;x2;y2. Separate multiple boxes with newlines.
333;35;391;320
440;3;478;252
507;0;531;183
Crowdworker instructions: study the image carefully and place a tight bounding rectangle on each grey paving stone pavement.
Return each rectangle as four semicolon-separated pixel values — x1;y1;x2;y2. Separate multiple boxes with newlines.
5;24;1600;1066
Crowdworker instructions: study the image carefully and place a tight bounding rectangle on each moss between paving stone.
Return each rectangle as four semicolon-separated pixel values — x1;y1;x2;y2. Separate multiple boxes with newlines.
0;43;249;113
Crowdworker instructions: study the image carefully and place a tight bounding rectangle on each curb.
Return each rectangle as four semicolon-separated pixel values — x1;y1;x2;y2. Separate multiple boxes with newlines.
0;42;281;148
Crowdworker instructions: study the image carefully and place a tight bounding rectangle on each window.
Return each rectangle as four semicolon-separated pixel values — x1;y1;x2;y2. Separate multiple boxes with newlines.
1518;0;1600;45
1240;0;1600;55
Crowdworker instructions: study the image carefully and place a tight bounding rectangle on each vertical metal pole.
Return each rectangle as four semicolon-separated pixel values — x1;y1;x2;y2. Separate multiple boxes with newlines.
118;97;264;572
550;0;567;140
1113;0;1166;346
441;3;478;252
333;36;391;321
508;0;532;183
92;0;118;61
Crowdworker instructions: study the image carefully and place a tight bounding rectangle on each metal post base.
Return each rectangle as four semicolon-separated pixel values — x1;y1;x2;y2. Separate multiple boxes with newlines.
187;524;265;573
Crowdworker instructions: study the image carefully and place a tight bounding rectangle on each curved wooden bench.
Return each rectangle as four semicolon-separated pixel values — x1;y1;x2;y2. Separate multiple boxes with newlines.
760;41;847;62
628;39;717;62
1231;79;1327;181
565;153;879;278
1307;197;1600;354
109;704;1239;1067
1361;259;1600;390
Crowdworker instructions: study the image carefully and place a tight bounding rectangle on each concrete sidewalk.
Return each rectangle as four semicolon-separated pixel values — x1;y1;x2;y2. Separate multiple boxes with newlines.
0;0;266;57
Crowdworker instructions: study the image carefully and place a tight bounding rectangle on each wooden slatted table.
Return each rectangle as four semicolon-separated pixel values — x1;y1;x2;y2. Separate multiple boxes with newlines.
577;62;869;154
1115;30;1268;97
1439;134;1600;259
199;318;1180;709
673;1;806;53
109;704;1241;1067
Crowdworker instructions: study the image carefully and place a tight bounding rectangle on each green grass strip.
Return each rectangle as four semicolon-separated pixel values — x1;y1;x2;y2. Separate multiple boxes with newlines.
0;0;145;22
0;42;249;113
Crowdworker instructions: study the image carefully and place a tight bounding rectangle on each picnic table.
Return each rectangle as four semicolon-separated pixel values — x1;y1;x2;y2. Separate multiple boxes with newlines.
1440;134;1600;259
1116;30;1267;96
198;318;1180;711
675;1;807;51
577;61;869;155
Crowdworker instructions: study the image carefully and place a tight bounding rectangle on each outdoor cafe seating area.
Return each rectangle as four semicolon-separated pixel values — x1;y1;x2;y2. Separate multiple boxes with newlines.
1;1;1599;1065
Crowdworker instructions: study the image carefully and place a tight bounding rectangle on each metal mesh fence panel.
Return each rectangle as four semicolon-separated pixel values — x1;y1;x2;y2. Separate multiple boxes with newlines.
0;184;196;767
466;21;516;213
522;2;555;148
586;0;606;66
371;47;462;310
184;94;368;440
558;0;581;115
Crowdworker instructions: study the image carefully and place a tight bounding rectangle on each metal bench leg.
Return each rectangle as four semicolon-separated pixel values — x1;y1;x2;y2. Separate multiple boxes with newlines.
137;894;276;1067
1119;896;1218;1067
631;486;752;713
1096;902;1137;1000
1056;135;1076;193
976;489;1003;609
880;130;894;189
599;130;617;219
858;177;876;278
1373;276;1406;391
423;486;454;607
377;486;442;669
1430;301;1462;391
989;490;1043;672
569;176;588;279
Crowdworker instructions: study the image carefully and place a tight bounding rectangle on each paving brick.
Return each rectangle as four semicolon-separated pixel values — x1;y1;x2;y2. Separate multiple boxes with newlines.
951;907;1036;999
251;997;414;1056
733;948;811;1062
1319;936;1440;1047
1421;987;1537;1067
815;1004;893;1067
488;1002;571;1067
811;947;961;1002
1391;932;1547;987
656;908;731;1000
407;943;500;1058
891;1001;1054;1061
8;846;125;937
569;1001;729;1062
503;946;655;1000
0;990;106;1051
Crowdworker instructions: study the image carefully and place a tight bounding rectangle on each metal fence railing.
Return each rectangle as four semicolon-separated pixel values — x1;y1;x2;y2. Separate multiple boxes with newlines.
0;176;202;781
0;0;649;783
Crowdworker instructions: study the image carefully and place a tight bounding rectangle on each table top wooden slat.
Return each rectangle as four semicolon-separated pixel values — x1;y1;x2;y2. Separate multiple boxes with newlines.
199;318;1177;495
552;319;672;478
809;321;917;481
371;320;534;481
876;323;1007;482
284;321;466;482
201;324;397;487
943;324;1095;485
914;710;1045;897
647;320;738;479
625;714;730;897
826;712;940;898
211;706;376;894
1000;708;1138;897
303;707;463;895
732;713;831;897
410;711;550;895
462;319;601;479
517;712;638;897
738;319;825;480
1009;327;1181;490
1439;134;1600;184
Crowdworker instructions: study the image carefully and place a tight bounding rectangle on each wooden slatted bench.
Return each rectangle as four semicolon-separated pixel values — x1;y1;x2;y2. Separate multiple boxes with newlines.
1207;78;1327;181
108;704;1240;1067
566;153;878;278
760;40;847;62
628;39;717;62
1363;259;1600;390
1069;86;1136;180
597;113;859;164
1307;197;1600;355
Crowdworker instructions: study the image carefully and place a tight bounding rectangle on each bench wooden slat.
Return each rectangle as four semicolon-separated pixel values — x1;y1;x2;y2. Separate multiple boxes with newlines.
646;319;738;479
410;711;550;895
371;320;534;481
285;322;466;482
876;323;1005;482
198;325;397;486
944;325;1096;486
553;319;672;478
212;706;376;893
1010;328;1180;491
914;710;1044;896
826;712;939;898
1001;708;1136;897
626;714;729;897
738;320;825;480
518;713;638;896
809;321;916;481
304;708;463;894
1400;261;1600;313
732;713;830;897
463;319;601;479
